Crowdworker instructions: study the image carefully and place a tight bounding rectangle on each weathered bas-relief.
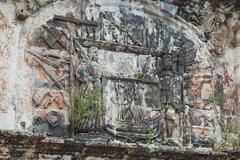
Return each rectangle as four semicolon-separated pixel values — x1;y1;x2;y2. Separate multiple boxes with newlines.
21;0;210;146
0;0;224;151
104;79;161;142
2;0;240;159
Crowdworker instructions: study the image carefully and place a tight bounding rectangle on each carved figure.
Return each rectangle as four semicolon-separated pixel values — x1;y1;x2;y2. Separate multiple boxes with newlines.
165;107;178;138
106;82;160;142
115;83;145;124
156;53;183;110
75;46;103;132
156;53;183;142
76;46;101;89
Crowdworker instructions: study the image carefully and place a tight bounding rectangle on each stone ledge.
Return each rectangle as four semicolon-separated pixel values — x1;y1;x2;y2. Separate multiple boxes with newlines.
0;130;231;160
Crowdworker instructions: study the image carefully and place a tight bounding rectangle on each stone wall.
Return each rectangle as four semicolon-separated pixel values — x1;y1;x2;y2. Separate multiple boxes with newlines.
0;131;230;160
0;0;239;159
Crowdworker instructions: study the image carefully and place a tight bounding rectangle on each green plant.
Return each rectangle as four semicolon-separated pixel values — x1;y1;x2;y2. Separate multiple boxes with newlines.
210;85;240;151
208;94;226;105
215;114;240;151
73;86;103;129
208;86;238;106
124;137;128;144
215;123;231;151
231;115;240;150
127;157;136;160
138;73;145;80
147;128;154;145
75;153;85;160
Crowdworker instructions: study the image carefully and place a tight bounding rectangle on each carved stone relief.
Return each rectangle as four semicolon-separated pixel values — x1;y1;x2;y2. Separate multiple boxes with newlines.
32;110;69;136
104;79;160;142
74;46;103;132
75;46;102;90
24;2;199;146
32;88;69;109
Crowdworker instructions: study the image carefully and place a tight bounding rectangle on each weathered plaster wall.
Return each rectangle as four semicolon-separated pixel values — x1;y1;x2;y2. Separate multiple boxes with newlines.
0;2;19;130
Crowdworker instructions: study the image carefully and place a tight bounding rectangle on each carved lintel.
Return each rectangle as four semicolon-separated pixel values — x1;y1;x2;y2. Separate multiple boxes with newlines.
54;15;98;26
75;38;162;56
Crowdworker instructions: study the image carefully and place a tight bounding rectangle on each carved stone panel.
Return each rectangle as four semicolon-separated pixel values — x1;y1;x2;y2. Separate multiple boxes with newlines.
19;0;203;147
103;78;161;142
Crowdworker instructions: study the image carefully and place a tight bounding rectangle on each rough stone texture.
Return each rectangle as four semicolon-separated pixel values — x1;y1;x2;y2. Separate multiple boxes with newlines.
0;0;239;159
0;131;231;160
15;0;57;20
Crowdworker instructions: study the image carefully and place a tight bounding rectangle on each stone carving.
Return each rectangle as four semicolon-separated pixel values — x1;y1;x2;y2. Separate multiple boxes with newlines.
46;111;61;128
106;81;160;142
26;12;100;136
75;46;101;89
157;53;183;108
165;108;179;139
74;46;103;132
32;88;69;109
40;25;68;50
32;111;68;136
158;76;183;111
156;52;183;142
26;4;198;146
15;0;57;20
27;49;70;90
54;15;98;26
72;8;197;144
99;9;145;47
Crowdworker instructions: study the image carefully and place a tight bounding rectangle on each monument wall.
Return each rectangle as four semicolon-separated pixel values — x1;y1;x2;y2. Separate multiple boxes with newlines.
0;0;239;159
